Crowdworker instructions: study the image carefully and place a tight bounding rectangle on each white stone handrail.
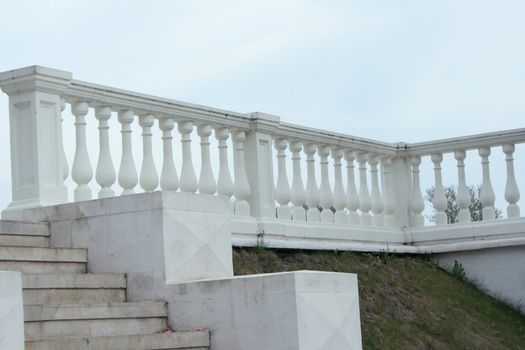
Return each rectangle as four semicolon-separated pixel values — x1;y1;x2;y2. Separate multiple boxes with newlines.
0;66;523;232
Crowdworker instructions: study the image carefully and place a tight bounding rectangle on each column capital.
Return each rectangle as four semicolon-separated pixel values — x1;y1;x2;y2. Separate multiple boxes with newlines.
0;66;72;96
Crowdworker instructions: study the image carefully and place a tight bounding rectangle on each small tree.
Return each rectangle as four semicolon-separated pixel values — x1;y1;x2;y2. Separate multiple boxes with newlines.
425;185;502;223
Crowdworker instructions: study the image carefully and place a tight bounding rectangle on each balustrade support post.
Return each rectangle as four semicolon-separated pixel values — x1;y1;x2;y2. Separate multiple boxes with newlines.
389;155;412;228
244;113;280;219
0;66;72;218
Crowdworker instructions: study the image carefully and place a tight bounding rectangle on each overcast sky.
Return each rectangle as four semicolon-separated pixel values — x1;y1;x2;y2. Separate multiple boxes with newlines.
0;1;524;214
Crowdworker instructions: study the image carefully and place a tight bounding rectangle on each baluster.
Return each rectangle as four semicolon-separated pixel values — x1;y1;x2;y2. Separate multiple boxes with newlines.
95;106;116;198
274;138;291;220
332;147;347;224
431;153;447;225
215;127;234;203
59;98;69;180
356;152;371;225
232;130;251;216
380;157;396;227
197;124;216;194
118;110;138;195
479;147;496;220
345;151;360;225
290;141;306;221
139;114;158;192
178;121;198;193
318;145;334;223
304;143;320;222
369;155;384;226
71;101;93;201
503;144;520;218
454;150;471;223
159;118;179;190
409;156;425;227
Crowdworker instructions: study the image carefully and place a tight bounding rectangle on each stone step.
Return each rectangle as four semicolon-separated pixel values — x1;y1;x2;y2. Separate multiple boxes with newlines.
25;317;168;341
0;220;49;236
22;273;126;289
0;246;86;262
0;234;49;247
24;331;210;350
0;261;86;274
23;287;126;305
24;301;167;321
22;273;127;304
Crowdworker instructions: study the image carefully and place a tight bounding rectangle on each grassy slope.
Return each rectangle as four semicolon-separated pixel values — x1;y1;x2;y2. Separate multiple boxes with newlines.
233;248;525;350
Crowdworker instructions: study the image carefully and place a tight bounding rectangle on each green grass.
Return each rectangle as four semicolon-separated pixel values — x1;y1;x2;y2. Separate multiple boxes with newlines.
233;247;525;350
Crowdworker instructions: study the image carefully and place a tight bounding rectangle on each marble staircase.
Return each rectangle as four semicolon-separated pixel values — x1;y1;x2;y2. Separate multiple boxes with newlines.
0;220;209;350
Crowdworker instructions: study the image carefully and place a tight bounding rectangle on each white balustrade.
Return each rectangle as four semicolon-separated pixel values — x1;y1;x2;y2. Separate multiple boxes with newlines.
479;147;496;221
159;118;179;191
178;121;198;193
232;130;251;216
197;124;216;195
332;147;347;224
304;143;320;222
356;152;371;226
215;127;234;201
318;145;334;223
3;65;525;238
409;156;424;227
369;155;384;226
274;138;291;220
454;150;471;223
71;101;93;201
95;106;116;198
502;144;520;218
290;141;306;221
139;114;159;192
380;157;396;228
118;110;138;195
59;98;69;181
345;151;360;225
431;153;447;225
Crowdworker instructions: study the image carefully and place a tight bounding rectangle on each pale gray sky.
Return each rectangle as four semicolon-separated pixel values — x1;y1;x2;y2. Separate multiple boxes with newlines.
0;0;524;213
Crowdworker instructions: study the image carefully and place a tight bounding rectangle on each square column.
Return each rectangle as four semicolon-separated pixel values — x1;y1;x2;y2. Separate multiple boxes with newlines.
0;66;72;218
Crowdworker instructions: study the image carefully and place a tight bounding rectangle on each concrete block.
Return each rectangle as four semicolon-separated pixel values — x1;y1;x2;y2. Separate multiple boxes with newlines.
0;271;24;350
169;271;363;350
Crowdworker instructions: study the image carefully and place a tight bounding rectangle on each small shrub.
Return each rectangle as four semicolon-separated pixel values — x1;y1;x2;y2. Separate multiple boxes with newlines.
452;260;466;280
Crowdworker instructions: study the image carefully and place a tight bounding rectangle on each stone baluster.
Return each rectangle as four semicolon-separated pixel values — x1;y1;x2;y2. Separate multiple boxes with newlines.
369;155;384;226
318;145;334;223
380;157;396;227
232;130;251;215
197;124;216;194
118;110;138;195
139;114;159;192
332;147;347;224
274;138;292;220
178;121;198;193
71;101;93;201
409;156;425;227
290;141;306;221
345;151;360;225
95;106;116;198
59;98;69;181
159;118;179;191
356;152;371;225
431;153;447;225
215;127;234;202
454;150;471;223
304;143;320;222
502;144;520;218
479;147;496;220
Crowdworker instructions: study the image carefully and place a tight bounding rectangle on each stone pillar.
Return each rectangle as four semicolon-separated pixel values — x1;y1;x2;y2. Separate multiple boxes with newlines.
0;66;72;218
244;112;280;219
0;271;24;350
